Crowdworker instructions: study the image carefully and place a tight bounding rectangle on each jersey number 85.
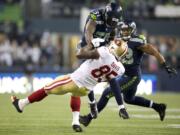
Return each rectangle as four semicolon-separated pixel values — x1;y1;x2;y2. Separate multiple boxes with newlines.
91;65;118;82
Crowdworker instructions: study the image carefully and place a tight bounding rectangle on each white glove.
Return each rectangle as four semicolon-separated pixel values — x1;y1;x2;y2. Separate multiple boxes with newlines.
91;38;105;48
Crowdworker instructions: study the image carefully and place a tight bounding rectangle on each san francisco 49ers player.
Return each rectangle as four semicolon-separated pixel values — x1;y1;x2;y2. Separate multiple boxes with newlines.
11;39;128;132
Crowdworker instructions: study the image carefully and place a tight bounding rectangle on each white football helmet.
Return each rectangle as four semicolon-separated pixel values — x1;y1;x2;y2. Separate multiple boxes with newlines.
109;39;128;60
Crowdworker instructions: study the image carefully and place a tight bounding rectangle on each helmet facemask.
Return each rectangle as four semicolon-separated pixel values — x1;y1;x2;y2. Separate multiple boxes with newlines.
120;27;133;40
120;21;136;41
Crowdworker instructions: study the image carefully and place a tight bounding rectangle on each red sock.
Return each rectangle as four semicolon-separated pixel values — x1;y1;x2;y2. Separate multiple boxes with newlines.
70;96;81;112
28;88;47;103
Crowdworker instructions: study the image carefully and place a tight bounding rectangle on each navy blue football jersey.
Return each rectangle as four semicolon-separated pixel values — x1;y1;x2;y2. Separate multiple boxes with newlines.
80;9;115;47
121;35;147;76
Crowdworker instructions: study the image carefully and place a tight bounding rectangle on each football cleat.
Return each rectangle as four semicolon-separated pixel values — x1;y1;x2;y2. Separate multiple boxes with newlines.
119;108;129;119
156;103;167;121
72;125;83;132
89;101;98;119
79;115;92;127
11;96;22;113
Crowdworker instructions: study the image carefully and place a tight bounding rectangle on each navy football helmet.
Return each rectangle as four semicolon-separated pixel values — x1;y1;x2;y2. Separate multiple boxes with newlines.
119;21;136;40
105;2;122;28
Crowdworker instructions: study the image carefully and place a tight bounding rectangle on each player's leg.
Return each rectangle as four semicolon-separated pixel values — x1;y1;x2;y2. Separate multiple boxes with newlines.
79;87;112;127
79;75;129;127
11;75;76;112
70;86;88;132
122;76;167;121
70;96;82;132
124;92;167;121
11;87;47;113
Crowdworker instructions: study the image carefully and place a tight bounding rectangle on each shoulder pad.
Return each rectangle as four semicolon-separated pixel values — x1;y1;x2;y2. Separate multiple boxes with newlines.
139;34;146;41
90;9;100;21
130;34;147;44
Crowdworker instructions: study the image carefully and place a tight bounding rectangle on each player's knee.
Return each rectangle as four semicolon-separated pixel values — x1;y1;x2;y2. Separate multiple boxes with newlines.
124;96;134;104
102;87;113;99
104;92;114;100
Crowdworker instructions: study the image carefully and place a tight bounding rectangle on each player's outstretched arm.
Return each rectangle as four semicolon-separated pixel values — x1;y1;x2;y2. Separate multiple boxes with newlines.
138;44;177;76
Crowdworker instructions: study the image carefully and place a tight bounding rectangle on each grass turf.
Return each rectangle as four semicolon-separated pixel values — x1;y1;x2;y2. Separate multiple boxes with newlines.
0;93;180;135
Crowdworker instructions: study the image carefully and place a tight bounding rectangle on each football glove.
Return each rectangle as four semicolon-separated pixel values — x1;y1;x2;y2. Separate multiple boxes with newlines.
91;38;106;48
162;62;177;77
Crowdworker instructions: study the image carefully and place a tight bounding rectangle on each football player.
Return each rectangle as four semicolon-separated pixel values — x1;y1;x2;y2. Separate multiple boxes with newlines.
79;20;177;127
70;2;123;132
11;39;128;132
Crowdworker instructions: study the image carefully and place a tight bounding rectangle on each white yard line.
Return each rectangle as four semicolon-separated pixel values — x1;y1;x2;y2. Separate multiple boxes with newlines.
167;124;180;128
131;114;180;119
111;107;180;112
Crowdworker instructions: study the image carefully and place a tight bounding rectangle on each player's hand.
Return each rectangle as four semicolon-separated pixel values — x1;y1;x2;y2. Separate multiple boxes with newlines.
162;62;177;77
91;38;106;48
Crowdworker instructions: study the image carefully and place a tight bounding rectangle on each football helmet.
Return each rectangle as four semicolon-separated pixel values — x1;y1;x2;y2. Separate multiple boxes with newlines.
109;39;128;60
120;21;136;40
105;2;122;28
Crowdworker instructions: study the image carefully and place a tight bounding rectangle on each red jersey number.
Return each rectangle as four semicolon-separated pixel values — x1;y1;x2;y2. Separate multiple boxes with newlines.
91;65;118;82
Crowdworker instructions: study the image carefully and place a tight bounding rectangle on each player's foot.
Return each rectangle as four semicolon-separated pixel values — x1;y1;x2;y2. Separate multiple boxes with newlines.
89;101;98;119
11;96;22;113
155;103;167;121
79;115;92;127
72;124;83;132
119;108;129;119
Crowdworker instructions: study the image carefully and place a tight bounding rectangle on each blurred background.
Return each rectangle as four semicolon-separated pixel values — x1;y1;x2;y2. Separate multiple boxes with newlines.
0;0;179;94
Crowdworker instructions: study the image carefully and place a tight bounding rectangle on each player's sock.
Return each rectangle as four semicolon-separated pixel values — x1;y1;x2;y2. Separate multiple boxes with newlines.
72;111;80;125
16;88;47;110
28;88;47;103
70;96;81;125
18;98;30;111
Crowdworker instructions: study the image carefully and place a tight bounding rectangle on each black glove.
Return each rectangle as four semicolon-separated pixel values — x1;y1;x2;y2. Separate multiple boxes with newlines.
162;62;177;77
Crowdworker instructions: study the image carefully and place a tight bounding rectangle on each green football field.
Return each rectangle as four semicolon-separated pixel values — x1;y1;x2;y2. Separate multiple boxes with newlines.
0;93;180;135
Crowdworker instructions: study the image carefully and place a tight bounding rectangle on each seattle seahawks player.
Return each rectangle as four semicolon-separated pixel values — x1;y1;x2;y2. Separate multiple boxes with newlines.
70;2;123;132
79;20;177;127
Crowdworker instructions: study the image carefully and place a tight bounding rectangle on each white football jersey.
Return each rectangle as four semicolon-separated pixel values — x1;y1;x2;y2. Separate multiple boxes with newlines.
70;46;125;90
